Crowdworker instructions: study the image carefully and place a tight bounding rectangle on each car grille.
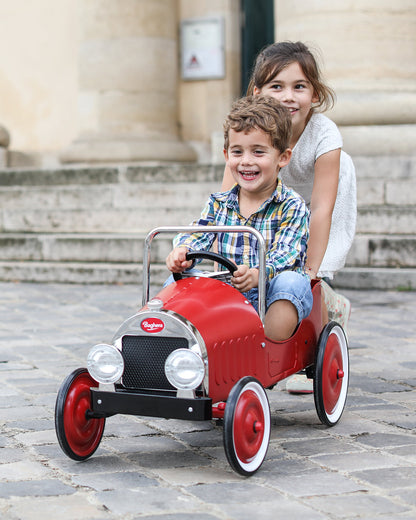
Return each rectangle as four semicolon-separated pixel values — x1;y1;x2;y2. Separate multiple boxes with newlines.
121;335;188;390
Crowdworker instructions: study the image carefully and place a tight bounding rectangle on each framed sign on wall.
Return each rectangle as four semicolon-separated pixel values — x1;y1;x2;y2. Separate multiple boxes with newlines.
180;16;225;80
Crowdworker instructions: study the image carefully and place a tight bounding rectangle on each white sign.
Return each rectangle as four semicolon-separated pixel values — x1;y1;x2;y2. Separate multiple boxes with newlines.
181;17;225;80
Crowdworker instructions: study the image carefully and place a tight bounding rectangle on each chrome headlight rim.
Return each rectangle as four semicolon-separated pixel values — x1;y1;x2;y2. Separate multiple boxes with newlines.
164;348;205;391
87;343;124;384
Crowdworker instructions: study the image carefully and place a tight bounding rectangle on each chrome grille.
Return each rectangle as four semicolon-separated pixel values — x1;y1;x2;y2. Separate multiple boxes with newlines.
121;335;188;390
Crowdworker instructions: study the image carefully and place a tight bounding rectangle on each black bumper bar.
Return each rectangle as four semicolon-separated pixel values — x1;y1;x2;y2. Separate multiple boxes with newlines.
90;388;212;421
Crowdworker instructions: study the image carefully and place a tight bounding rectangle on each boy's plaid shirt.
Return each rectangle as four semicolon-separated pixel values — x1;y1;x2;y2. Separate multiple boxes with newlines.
174;180;310;280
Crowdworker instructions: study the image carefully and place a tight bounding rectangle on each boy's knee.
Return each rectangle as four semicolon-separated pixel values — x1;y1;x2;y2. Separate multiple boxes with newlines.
270;270;309;295
268;271;312;322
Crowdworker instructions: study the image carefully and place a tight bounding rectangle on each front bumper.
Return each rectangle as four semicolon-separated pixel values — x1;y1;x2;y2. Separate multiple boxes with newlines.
90;388;212;421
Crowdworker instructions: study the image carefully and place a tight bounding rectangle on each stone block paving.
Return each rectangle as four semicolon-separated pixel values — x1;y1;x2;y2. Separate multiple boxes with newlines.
0;281;415;519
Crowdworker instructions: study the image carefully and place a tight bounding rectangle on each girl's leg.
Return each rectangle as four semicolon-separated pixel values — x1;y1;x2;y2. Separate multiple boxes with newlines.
321;280;351;330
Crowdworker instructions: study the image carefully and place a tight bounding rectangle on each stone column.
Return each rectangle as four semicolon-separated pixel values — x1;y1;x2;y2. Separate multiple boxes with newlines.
61;0;196;164
274;0;416;155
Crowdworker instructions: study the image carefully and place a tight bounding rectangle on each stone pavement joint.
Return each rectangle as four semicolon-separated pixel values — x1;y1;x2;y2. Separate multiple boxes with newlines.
0;282;416;520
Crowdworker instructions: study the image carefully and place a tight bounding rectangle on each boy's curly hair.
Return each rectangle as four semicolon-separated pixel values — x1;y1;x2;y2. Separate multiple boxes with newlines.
223;95;292;152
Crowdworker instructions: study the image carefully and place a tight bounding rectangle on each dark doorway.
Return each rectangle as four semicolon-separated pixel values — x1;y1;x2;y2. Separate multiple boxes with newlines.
240;0;275;95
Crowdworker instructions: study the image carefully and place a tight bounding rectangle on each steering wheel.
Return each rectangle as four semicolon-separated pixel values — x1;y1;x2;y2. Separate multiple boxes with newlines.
172;251;237;281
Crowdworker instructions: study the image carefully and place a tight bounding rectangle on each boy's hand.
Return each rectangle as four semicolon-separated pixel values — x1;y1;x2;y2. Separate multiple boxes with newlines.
231;265;259;293
166;247;193;273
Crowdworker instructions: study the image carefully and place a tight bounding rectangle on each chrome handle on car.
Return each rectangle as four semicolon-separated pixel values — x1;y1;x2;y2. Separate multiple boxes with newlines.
143;226;267;325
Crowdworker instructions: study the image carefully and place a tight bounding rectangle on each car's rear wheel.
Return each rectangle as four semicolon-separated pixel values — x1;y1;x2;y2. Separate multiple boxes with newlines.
223;377;270;476
314;322;349;426
55;368;105;460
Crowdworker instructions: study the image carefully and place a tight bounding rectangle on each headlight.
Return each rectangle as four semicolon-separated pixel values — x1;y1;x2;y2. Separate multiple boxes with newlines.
165;348;205;390
87;344;124;384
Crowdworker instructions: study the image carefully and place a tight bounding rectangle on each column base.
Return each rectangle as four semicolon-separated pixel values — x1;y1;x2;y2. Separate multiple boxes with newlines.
60;137;197;164
0;147;7;168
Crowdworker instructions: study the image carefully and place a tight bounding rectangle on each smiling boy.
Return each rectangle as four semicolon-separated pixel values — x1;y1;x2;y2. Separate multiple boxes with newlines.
166;96;312;341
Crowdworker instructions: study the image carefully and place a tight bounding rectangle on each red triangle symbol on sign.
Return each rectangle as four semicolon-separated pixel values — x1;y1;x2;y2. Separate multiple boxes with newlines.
189;55;199;68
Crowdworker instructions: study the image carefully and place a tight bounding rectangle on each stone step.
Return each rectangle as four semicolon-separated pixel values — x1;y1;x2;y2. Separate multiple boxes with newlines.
0;260;140;285
0;233;171;263
1;207;201;233
0;159;415;287
0;260;165;286
1;161;415;233
1;260;414;291
0;164;222;233
2;232;416;268
2;203;415;233
346;234;416;268
355;206;416;234
1;156;414;187
0;178;219;213
333;267;416;291
0;186;217;233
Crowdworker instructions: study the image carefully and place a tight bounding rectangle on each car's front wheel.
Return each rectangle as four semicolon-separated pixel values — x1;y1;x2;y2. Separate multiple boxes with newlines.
223;377;270;476
55;368;105;460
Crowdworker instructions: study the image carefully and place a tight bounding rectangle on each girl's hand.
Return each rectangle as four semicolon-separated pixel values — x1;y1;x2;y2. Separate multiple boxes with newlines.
231;265;259;293
166;247;192;273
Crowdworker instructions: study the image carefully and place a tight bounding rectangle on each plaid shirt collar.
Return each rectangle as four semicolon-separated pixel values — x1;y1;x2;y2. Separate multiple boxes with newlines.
216;178;285;212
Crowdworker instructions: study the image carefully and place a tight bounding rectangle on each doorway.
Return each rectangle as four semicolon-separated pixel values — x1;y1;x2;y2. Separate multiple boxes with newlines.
240;0;275;95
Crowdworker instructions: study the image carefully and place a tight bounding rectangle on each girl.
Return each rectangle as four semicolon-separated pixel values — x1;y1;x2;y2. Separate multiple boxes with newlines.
222;41;357;393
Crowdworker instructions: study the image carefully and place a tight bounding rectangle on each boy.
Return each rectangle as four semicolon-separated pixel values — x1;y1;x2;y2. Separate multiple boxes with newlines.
166;96;312;340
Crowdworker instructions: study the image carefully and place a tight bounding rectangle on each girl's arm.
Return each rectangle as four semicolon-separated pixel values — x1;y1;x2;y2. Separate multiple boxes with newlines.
221;164;235;191
306;148;340;277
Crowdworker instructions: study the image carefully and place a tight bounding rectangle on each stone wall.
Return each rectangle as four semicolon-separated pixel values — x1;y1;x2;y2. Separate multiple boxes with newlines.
0;1;414;165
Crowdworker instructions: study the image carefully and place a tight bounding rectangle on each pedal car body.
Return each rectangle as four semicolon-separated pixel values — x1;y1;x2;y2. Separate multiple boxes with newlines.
55;226;349;475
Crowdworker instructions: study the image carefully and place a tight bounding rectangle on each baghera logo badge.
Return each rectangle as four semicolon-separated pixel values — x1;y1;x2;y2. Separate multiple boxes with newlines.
141;317;165;333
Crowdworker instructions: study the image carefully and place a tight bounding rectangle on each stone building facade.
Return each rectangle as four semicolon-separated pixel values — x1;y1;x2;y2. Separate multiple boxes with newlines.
0;0;415;167
0;0;415;287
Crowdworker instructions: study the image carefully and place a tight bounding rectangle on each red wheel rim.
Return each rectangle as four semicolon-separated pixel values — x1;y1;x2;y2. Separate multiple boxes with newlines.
322;333;344;415
233;390;265;463
63;372;104;458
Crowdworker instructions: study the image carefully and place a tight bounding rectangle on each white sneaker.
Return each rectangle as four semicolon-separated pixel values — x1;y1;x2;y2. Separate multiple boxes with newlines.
285;373;313;394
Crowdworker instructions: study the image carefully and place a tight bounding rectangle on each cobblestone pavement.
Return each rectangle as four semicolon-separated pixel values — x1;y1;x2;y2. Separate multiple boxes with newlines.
1;282;415;520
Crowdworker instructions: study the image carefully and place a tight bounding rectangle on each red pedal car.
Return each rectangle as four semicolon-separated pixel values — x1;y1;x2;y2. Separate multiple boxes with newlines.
55;226;349;476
